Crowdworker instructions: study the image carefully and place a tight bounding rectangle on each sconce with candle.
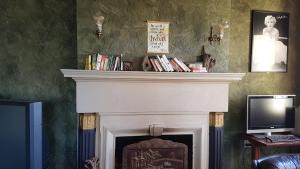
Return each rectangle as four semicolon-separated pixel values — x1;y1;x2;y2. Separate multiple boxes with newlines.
208;20;230;45
93;15;105;39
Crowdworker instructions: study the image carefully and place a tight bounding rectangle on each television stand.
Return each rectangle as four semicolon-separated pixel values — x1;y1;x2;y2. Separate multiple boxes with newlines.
244;133;300;160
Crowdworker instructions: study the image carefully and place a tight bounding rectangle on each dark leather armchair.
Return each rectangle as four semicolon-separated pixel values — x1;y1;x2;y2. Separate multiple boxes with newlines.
253;154;300;169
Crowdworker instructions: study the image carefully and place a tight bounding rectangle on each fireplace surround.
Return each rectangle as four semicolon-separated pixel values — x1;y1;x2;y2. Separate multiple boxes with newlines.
61;69;245;169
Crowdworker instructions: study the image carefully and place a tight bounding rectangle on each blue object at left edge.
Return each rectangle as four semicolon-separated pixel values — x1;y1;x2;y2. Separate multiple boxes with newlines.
0;100;42;169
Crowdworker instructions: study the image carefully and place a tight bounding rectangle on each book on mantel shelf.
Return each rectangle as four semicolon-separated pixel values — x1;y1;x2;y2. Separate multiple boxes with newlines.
84;53;124;71
146;55;191;72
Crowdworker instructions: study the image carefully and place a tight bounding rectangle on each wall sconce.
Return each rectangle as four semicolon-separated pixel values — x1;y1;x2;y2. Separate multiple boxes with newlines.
93;15;105;39
208;20;230;45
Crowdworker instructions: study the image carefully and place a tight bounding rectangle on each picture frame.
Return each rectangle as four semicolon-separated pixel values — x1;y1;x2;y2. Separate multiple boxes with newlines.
250;10;289;72
147;21;170;54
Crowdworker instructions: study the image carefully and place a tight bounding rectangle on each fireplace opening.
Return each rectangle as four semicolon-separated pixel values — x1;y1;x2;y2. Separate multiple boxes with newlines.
115;135;193;169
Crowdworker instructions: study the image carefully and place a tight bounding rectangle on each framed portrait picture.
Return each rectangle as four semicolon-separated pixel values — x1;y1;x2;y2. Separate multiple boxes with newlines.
250;10;289;72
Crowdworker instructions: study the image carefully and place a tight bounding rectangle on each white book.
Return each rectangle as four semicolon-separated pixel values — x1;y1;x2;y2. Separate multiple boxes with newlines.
150;58;158;71
113;56;119;71
181;61;191;72
120;54;123;71
156;55;169;71
174;57;191;72
103;57;109;71
96;54;102;70
162;55;174;72
153;58;163;72
173;57;187;72
169;58;182;72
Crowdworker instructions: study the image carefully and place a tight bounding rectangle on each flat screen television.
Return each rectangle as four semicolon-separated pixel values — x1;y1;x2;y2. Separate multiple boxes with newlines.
0;100;42;169
246;95;296;136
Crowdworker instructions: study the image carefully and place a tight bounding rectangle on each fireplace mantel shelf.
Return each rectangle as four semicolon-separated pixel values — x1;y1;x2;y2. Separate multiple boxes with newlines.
61;69;246;114
61;69;245;82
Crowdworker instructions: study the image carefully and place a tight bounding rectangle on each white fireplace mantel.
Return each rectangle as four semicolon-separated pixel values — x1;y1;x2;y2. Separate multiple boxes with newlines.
61;69;244;82
61;69;245;113
61;69;245;169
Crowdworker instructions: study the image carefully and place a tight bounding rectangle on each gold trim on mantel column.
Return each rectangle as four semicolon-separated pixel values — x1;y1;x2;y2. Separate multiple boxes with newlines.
209;112;224;127
80;113;97;130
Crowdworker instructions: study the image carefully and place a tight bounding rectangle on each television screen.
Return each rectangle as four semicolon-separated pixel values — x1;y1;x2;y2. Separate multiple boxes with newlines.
247;95;296;134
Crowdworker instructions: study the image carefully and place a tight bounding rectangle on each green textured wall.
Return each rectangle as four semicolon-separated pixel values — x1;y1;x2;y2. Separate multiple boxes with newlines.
0;0;299;169
77;0;231;72
0;0;77;169
227;0;300;168
78;0;300;169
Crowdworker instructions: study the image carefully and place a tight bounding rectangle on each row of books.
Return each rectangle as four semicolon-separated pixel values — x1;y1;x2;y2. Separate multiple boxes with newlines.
85;53;123;71
147;55;191;72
